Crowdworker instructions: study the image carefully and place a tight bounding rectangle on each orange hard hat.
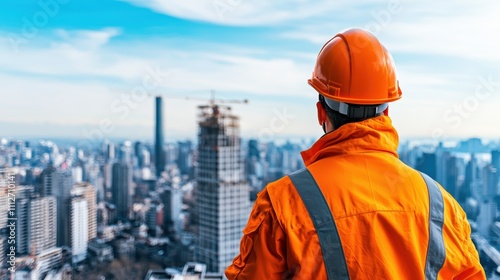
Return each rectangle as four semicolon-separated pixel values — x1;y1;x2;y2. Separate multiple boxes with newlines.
309;28;402;111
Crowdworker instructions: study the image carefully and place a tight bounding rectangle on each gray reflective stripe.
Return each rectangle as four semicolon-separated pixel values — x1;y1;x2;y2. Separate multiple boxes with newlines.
289;168;350;280
420;172;446;280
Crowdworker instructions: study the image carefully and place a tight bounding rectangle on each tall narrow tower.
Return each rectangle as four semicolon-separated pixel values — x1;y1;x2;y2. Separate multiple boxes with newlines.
155;96;165;178
111;162;131;222
194;104;251;273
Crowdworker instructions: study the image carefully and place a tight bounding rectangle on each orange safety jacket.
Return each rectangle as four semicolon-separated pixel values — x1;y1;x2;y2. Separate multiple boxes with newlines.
226;116;485;280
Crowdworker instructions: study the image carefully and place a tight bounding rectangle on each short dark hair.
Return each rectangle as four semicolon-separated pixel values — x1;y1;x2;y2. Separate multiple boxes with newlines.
318;95;381;130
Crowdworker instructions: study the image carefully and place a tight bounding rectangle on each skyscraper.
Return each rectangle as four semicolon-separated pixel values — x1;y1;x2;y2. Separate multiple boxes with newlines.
465;154;480;199
194;104;251;273
492;149;500;182
155;96;165;178
443;153;459;199
177;140;193;176
40;164;57;197
482;165;498;200
134;141;144;168
111;162;131;222
15;186;34;255
146;202;163;237
70;197;88;263
105;142;115;162
30;196;57;255
16;192;57;255
161;186;182;233
73;182;97;241
415;152;437;180
41;167;73;247
0;186;8;232
0;235;5;269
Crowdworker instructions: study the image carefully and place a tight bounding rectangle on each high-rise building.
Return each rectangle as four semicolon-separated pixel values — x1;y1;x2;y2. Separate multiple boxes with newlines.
16;197;30;255
177;141;193;176
155;96;165;178
247;139;260;159
119;141;133;164
0;186;8;231
41;167;73;247
245;139;264;194
464;154;481;200
444;153;459;199
246;140;260;176
435;142;446;187
73;182;97;241
415;152;437;180
72;166;83;183
0;235;5;269
264;142;284;183
15;186;35;254
16;193;57;255
40;164;57;197
492;149;500;182
134;141;144;168
194;104;251;273
105;142;115;162
146;202;163;237
103;162;113;196
161;186;182;233
483;165;498;200
111;162;132;222
31;196;57;255
70;197;88;263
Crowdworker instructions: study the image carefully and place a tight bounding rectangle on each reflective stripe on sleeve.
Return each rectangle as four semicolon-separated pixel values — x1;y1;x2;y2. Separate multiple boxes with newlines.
289;168;350;280
420;172;446;280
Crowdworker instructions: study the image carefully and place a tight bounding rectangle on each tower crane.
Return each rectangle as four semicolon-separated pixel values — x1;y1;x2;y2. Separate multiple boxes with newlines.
152;89;248;107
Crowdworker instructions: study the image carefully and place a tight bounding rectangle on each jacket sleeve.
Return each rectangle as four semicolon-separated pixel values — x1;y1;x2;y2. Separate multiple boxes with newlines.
454;212;486;280
441;190;486;280
225;189;288;280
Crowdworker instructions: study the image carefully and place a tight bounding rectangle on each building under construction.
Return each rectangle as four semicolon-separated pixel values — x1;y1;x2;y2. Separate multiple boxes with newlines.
194;103;251;273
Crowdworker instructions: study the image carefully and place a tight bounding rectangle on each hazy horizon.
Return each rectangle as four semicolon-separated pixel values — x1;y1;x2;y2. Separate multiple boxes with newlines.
1;1;499;141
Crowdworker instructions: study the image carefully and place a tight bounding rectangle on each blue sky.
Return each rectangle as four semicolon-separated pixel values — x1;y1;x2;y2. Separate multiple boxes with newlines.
0;0;499;143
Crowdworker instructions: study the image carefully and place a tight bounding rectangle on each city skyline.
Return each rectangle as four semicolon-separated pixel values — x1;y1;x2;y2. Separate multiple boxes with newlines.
1;118;500;278
1;2;499;277
1;1;500;141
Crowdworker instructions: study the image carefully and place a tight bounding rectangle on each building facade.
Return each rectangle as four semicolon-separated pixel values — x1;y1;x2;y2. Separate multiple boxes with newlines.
70;197;88;263
16;192;57;256
111;162;132;222
194;104;251;273
74;182;97;240
155;96;165;178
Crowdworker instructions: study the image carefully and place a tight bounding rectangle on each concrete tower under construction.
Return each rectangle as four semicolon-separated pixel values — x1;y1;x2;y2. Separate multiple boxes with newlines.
194;104;251;273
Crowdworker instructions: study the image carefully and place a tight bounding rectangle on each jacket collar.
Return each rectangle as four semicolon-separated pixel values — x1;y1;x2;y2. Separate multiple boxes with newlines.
300;116;400;167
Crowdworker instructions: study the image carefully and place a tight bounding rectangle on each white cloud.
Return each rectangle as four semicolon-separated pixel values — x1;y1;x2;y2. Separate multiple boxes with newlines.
279;0;500;64
53;28;121;51
0;28;312;96
121;0;346;26
2;0;500;140
0;28;316;140
0;28;151;80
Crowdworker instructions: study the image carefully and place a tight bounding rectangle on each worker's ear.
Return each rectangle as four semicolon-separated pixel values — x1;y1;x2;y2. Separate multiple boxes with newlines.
383;106;389;116
316;102;326;126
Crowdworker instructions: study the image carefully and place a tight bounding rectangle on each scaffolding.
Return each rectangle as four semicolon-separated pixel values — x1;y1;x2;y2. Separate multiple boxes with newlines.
197;104;240;149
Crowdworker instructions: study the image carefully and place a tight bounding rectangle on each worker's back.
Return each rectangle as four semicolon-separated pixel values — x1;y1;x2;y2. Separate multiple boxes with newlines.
226;116;484;279
226;26;485;279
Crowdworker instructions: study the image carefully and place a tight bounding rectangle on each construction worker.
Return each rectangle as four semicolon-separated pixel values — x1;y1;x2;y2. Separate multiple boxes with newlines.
225;28;485;279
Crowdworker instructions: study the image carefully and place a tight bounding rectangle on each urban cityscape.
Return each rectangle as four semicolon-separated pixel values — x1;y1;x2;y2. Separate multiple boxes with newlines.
0;96;499;279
